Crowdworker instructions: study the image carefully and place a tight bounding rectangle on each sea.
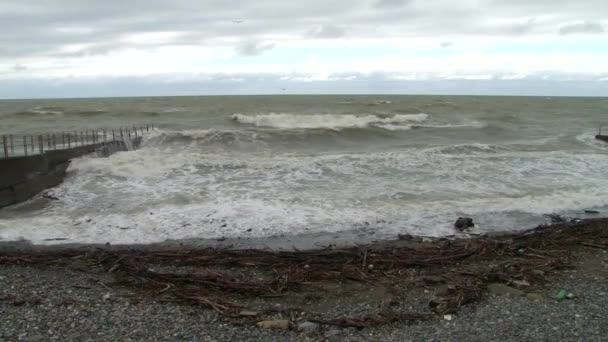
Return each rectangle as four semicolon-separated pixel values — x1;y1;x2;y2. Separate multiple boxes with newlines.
0;95;607;245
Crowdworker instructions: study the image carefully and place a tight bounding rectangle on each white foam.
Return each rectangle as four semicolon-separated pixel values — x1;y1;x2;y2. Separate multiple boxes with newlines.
576;130;608;150
230;112;428;130
2;128;608;245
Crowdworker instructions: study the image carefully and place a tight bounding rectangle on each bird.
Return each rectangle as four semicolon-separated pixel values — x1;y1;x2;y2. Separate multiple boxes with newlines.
232;20;243;24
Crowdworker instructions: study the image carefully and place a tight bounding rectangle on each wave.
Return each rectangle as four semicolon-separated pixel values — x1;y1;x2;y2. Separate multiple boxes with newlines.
230;112;428;130
14;106;64;116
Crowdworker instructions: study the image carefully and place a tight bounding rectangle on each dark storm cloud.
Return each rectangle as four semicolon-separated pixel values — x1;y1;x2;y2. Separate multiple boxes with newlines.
559;21;605;35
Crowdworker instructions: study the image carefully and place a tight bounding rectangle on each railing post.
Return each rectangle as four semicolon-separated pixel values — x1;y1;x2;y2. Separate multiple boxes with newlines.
23;136;27;156
62;133;65;148
30;136;34;153
67;133;71;148
9;135;14;155
120;128;124;140
38;135;44;154
134;126;138;137
146;125;149;132
47;134;51;150
2;136;8;158
80;131;84;146
112;129;116;141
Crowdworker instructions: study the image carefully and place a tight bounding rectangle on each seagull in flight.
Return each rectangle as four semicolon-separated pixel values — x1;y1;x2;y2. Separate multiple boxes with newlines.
232;20;243;24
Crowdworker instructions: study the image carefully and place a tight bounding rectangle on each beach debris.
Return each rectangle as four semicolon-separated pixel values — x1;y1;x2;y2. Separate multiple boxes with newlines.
42;191;59;201
257;320;290;329
454;217;474;231
566;293;576;299
422;276;444;285
584;210;600;214
556;289;568;301
238;310;259;317
43;238;68;241
2;218;607;329
443;314;453;321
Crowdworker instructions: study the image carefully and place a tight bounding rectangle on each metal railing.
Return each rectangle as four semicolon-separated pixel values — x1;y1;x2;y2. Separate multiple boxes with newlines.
1;124;154;159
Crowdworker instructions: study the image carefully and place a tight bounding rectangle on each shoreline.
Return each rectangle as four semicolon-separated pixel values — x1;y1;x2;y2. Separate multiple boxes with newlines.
0;215;600;254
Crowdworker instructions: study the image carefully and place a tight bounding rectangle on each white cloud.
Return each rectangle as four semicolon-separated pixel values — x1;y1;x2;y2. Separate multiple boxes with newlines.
0;1;607;96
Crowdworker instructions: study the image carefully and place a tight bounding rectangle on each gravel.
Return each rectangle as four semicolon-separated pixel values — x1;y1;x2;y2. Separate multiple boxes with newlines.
1;249;606;341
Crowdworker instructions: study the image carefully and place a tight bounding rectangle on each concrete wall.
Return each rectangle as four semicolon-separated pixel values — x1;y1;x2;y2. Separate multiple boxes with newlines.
0;137;142;209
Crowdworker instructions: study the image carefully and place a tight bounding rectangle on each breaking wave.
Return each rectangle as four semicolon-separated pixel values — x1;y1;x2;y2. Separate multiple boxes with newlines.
230;112;429;130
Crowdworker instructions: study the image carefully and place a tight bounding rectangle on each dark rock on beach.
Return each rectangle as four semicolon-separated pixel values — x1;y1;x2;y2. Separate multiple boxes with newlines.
454;217;475;231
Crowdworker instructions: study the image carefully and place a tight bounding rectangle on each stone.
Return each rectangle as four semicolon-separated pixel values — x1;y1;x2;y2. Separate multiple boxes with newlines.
324;328;341;338
257;320;290;329
526;293;544;301
487;283;525;297
454;217;474;231
297;321;320;334
512;280;531;287
238;310;259;317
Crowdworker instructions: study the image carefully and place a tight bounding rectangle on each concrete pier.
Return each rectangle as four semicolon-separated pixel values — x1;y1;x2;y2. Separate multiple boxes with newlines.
0;136;142;209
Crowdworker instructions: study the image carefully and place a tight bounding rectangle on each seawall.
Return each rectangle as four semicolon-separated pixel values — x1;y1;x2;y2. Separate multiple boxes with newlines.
0;137;141;209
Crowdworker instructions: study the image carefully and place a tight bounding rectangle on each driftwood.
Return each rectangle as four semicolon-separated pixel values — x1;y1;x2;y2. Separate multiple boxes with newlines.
1;218;607;328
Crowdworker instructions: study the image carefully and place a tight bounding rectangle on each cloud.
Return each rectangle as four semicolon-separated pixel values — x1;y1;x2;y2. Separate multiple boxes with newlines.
12;64;27;72
0;1;607;97
235;41;275;56
559;21;604;35
374;0;410;8
307;24;346;39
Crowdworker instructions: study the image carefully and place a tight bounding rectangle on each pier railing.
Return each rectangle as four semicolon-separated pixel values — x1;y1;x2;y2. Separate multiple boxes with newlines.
1;125;154;159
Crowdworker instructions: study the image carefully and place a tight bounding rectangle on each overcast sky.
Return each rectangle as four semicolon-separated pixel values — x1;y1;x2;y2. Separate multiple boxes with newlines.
1;0;607;98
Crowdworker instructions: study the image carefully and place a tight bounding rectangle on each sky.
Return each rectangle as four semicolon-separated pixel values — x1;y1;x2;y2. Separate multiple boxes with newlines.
0;0;607;98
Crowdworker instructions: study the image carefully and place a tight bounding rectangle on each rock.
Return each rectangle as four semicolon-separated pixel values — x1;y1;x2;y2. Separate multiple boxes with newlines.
257;320;290;329
324;328;341;338
297;321;320;334
526;293;544;301
512;279;531;288
443;314;453;321
566;293;576;299
487;283;525;297
454;217;474;231
584;210;600;214
238;310;259;317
